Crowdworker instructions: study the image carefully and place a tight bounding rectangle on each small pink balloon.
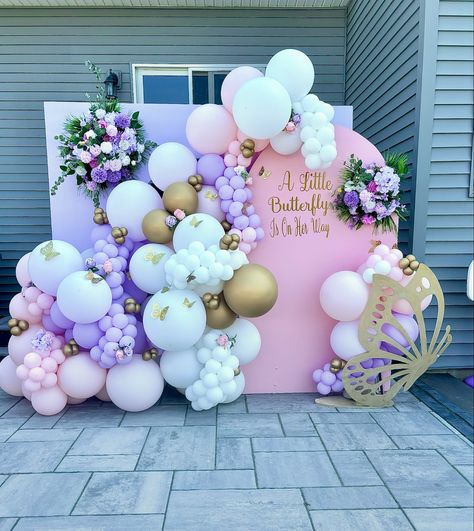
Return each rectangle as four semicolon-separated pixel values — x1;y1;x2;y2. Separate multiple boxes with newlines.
8;324;43;366
29;366;46;382
37;293;54;310
389;267;404;282
366;255;381;268
237;154;249;167
374;244;390;256
9;293;41;323
42;372;58;388
50;349;66;365
237;130;269;152
24;352;42;369
22;383;32;401
57;353;107;399
24;286;41;303
96;384;112;402
221;66;263;112
224;153;237;167
241;227;257;243
28;302;43;317
52;336;65;350
0;357;24;396
186;104;237;155
16;364;29;380
228;140;241;156
24;379;41;393
393;272;432;314
239;242;252;255
16;252;32;287
41;357;58;373
385;253;401;267
31;385;67;415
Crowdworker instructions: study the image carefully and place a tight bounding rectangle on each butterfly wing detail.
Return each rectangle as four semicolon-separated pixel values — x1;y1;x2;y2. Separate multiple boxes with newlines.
183;297;196;308
40;241;60;261
190;217;203;228
342;264;452;407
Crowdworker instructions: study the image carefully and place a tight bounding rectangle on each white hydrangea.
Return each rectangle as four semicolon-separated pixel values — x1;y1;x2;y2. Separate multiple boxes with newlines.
104;112;116;124
100;141;113;154
121;155;131;166
185;330;240;410
164;242;248;292
95;108;106;119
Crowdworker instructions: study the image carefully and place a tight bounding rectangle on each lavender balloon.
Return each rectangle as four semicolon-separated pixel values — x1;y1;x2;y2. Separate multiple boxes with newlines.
312;363;344;395
197;154;225;185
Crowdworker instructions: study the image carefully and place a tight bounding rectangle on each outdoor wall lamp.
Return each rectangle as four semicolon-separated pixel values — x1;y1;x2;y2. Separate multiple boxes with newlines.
104;69;120;100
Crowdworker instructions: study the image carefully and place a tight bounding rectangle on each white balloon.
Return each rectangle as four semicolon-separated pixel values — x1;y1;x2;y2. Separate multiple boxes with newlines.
28;240;83;296
374;260;391;275
362;268;375;284
316;126;335;144
300;126;316;143
56;271;112;324
173;213;224;251
305;154;322;170
266;49;315;101
129;243;173;294
224;318;261;365
292;101;303;114
320;271;369;321
304;137;322;154
300;112;314;128
320;144;337;163
148;142;197;191
302;93;320;113
221;372;245;404
233;77;291;139
319;101;335;120
106;356;164;412
143;289;206;351
270;130;303;155
160;348;203;388
106;181;163;242
330;320;365;361
311;112;329;129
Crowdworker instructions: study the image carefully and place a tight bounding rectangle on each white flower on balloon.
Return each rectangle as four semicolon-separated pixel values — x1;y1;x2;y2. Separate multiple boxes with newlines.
100;141;113;154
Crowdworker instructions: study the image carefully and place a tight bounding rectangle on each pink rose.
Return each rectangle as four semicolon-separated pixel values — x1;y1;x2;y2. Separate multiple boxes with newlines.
367;180;378;193
285;121;296;132
99;119;107;128
115;349;124;361
216;334;229;347
89;158;98;168
79;150;92;164
174;209;185;221
361;214;376;225
103;260;113;274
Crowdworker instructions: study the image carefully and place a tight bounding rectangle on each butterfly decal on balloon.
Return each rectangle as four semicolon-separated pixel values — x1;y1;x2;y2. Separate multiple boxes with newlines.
40;241;60;261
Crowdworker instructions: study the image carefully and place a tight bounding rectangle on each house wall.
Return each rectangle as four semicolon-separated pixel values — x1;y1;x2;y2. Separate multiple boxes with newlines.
413;0;474;368
345;0;420;254
0;7;346;312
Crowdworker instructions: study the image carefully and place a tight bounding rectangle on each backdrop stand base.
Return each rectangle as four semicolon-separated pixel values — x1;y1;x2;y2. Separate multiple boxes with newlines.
314;395;394;408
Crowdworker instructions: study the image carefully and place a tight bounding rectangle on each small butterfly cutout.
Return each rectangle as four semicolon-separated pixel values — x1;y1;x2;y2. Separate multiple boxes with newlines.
190;216;203;228
85;271;103;284
151;303;169;321
205;191;218;201
259;166;271;179
183;297;195;308
40;241;60;261
145;251;165;265
369;240;382;253
186;271;196;283
160;287;170;293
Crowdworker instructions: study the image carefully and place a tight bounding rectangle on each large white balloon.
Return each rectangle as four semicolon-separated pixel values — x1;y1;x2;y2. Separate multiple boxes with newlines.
266;49;315;101
56;270;112;324
0;356;23;396
148;142;197;191
330;320;365;361
224;318;261;365
160;348;203;388
106;356;164;412
232;77;292;140
320;271;369;321
143;289;206;351
106;181;163;242
270;130;303;155
28;240;83;296
129;243;173;294
172;213;224;252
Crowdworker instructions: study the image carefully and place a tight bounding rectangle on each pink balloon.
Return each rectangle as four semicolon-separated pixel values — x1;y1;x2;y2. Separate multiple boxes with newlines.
186;104;237;155
24;286;41;303
24;379;41;393
50;348;66;364
24;352;42;369
224;153;237;167
29;366;46;382
221;66;263;112
42;373;58;388
320;271;369;321
27;302;43;318
389;267;404;282
237;130;269;152
237;154;249;167
57;353;107;399
366;255;381;268
67;395;86;405
9;293;41;323
0;356;24;396
16;365;29;380
31;385;67;415
8;324;43;366
197;185;225;222
16;252;32;287
41;357;58;373
96;384;112;402
37;293;54;310
392;272;432;314
228;140;241;156
330;320;365;361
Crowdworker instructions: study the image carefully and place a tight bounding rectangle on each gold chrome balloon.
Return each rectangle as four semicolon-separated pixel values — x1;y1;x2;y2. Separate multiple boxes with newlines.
219;233;240;251
188;174;203;192
63;339;79;357
111;226;128;245
163;182;198;215
399;253;420;276
223;264;278;318
142;209;173;244
8;318;29;337
330;358;346;374
221;220;232;232
124;297;140;314
93;207;108;225
142;348;158;361
203;293;237;329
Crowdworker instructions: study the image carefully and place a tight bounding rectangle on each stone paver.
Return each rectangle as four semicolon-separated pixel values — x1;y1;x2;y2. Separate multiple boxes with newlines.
0;389;472;529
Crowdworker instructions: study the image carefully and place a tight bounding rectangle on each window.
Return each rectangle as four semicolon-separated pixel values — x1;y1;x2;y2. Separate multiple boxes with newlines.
133;65;264;105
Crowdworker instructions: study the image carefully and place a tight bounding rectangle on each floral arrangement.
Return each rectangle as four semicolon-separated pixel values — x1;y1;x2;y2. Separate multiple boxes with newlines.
333;152;408;232
51;61;156;207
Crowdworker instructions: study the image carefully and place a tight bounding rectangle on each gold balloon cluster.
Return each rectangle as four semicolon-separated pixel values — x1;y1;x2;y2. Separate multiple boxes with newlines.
93;207;109;225
219;233;241;251
63;339;80;357
202;292;237;329
330;357;346;374
221;220;232;233
399;254;420;276
8;318;29;336
240;138;255;159
111;226;128;245
142;209;172;244
188;174;203;192
124;297;140;314
142;348;159;361
163;182;198;215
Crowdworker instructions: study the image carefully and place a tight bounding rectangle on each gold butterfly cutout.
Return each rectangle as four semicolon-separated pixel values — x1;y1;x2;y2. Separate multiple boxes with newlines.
145;251;165;265
161;286;170;293
258;166;271;179
151;303;169;321
205;191;218;201
341;263;452;408
183;297;196;309
186;271;196;283
368;240;382;253
40;241;60;261
190;216;203;228
85;271;103;284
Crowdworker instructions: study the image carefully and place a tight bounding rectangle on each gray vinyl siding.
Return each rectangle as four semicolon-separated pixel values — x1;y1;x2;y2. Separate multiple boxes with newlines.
344;0;420;254
425;0;474;368
0;7;346;313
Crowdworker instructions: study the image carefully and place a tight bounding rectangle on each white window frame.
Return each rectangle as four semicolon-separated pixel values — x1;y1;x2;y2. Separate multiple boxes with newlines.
132;64;265;104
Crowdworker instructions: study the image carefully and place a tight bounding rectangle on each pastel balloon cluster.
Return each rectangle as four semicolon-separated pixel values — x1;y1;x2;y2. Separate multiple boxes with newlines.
312;363;344;395
164;241;248;293
357;244;404;284
185;330;244;411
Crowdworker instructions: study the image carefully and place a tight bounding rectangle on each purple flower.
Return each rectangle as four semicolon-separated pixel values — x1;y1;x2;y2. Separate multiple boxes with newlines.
91;167;108;183
165;215;178;228
85;257;96;269
86;180;97;191
361;214;376;225
375;202;388;218
367;180;377;193
292;113;301;124
31;329;55;353
115;113;131;129
374;166;400;195
107;170;122;183
121;168;131;180
343;191;359;208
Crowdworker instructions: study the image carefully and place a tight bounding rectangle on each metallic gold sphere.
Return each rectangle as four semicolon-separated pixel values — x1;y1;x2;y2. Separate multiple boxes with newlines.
205;293;237;329
142;209;173;244
163;182;198;215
